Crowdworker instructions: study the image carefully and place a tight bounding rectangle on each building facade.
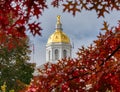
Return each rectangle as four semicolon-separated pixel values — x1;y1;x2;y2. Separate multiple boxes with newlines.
46;15;72;63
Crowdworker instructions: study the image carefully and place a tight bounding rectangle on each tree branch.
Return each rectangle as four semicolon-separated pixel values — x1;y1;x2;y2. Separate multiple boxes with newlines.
100;45;120;66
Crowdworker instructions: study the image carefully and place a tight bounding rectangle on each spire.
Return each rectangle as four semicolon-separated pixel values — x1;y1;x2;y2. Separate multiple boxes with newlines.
56;15;62;30
57;15;61;24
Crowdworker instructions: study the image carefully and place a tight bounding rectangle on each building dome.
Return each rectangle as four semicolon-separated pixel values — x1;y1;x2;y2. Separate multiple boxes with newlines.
47;15;70;44
47;29;70;44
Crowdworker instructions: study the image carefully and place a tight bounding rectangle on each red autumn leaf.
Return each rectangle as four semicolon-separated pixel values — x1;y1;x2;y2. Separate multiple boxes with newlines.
63;1;80;16
28;22;42;36
15;18;26;25
51;0;63;7
33;5;42;18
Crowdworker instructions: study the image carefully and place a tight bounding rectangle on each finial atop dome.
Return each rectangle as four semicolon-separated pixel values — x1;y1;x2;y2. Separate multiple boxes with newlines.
56;15;62;30
57;15;61;24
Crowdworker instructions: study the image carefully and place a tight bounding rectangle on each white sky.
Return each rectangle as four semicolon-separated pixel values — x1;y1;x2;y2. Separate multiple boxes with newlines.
28;3;120;66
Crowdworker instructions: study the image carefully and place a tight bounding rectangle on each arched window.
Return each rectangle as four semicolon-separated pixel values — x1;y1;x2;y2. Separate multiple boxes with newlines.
63;50;67;58
48;50;51;61
55;49;59;60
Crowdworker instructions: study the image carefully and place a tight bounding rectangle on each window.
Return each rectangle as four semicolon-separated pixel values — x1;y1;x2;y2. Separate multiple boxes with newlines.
63;50;67;58
55;49;59;60
48;50;51;60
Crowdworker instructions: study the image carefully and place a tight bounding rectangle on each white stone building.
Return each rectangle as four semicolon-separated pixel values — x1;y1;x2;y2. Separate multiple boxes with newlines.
46;15;72;63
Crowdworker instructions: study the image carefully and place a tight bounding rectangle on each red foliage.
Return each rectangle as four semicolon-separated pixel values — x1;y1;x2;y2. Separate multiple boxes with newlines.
0;0;47;36
0;0;119;48
0;0;119;37
52;0;120;17
21;22;120;92
0;0;119;91
0;0;47;49
63;1;80;15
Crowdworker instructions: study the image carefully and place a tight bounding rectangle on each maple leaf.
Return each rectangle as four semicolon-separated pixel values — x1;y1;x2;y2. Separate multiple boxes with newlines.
101;21;109;31
16;26;26;37
38;0;48;10
15;18;26;25
28;22;42;36
63;1;80;16
79;0;88;10
51;0;63;7
33;5;42;18
97;4;109;18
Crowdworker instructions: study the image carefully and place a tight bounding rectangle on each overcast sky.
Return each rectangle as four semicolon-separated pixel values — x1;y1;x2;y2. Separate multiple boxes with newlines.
28;3;120;66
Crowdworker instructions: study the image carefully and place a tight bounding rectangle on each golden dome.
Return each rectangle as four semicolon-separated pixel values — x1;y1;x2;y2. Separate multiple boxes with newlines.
47;15;70;44
47;30;70;44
